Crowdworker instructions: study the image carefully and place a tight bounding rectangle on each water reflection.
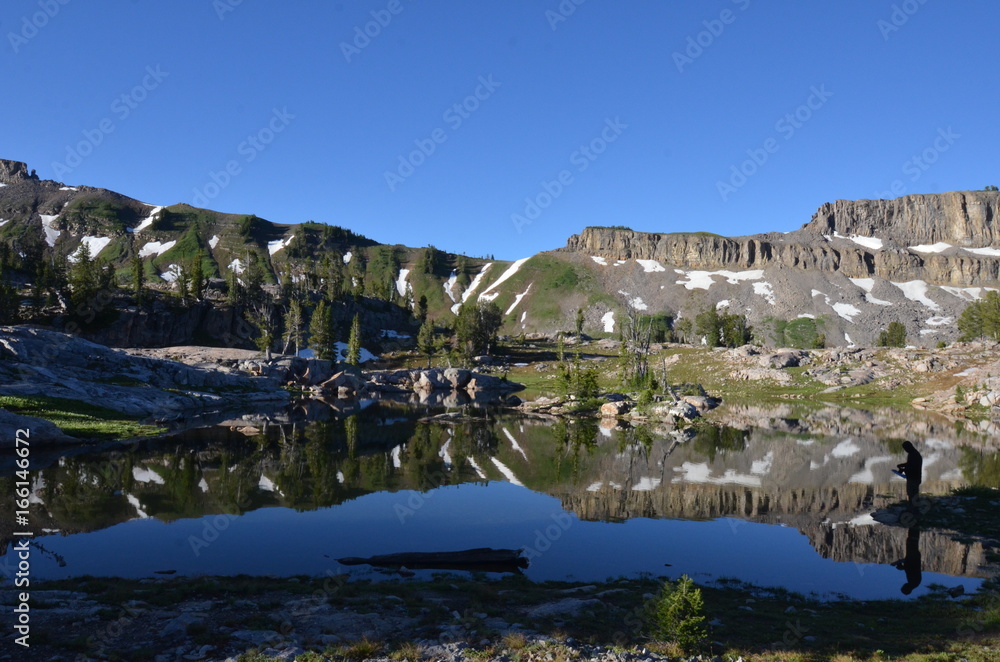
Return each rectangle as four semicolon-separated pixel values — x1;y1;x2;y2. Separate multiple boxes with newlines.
1;401;996;599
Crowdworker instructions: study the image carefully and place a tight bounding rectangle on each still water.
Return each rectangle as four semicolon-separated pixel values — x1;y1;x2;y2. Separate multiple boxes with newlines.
3;400;997;600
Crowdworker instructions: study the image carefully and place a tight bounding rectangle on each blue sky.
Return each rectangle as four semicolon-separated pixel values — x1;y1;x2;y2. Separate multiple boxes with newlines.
2;0;997;260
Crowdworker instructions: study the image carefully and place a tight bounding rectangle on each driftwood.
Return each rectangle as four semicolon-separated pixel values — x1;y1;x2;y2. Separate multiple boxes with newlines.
338;547;528;573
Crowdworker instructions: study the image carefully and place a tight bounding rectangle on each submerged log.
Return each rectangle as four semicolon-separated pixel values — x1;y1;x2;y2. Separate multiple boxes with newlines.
338;547;529;572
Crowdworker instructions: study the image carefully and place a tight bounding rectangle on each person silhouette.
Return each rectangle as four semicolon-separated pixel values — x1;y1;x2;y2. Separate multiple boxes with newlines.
892;526;922;595
896;441;922;504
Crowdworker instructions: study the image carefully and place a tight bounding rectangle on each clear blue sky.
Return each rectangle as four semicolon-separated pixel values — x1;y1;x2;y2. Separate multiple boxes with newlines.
2;0;997;260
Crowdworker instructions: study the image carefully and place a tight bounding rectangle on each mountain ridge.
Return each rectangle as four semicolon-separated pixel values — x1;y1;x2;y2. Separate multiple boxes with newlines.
2;158;998;347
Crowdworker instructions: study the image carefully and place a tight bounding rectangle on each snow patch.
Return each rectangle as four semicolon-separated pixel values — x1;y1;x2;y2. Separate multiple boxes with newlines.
333;341;378;363
674;269;764;290
267;234;294;256
228;258;245;275
925;316;953;327
391;445;402;469
673;462;761;487
131;206;163;233
964;246;1000;257
490;458;524;486
591;256;608;266
502;427;529;462
751;451;774;475
891;280;940;310
797;313;815;319
438;439;453;468
466;457;487;480
342;251;352;264
940;286;997;301
39;214;61;247
160;264;181;282
834;231;883;250
258;475;278;492
479;257;530;301
68;236;113;262
198;478;209;493
632;477;662;491
636;259;666;273
59;186;78;191
444;271;458;303
910;242;952;254
139;240;176;258
832;302;862;322
602;311;615;333
208;235;220;249
753;281;776;305
132;467;165;484
831;439;860;458
849;278;893;306
395;268;411;298
125;493;149;519
716;300;730;310
505;283;532;316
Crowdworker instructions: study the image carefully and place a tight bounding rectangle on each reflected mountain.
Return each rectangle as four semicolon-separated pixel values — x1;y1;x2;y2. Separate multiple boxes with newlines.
2;401;997;581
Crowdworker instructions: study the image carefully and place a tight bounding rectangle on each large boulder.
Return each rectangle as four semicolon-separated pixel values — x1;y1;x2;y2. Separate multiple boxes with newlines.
0;409;74;447
600;401;631;417
442;368;471;389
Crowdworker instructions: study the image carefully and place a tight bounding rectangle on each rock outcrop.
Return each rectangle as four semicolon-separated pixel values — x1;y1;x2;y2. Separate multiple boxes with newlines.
0;159;31;182
0;326;288;445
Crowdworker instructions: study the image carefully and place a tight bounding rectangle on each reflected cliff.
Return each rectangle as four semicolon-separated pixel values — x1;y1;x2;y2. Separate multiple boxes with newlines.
2;401;997;583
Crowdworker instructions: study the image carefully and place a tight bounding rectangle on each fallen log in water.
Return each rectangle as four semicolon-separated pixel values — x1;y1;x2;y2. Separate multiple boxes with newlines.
338;547;529;572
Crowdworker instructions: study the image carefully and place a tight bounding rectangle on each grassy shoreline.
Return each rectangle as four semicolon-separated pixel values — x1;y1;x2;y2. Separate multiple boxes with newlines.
28;571;1000;662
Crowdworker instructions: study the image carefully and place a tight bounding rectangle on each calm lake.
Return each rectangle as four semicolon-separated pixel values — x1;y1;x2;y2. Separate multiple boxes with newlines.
3;399;997;601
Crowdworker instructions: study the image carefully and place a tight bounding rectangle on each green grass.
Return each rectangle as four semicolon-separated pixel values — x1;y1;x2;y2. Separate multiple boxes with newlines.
0;394;164;440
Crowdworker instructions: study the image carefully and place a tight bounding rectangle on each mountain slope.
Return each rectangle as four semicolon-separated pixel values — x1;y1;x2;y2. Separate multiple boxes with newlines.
2;158;998;347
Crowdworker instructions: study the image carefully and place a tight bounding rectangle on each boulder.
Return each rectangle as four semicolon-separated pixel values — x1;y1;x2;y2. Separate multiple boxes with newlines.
681;395;715;411
0;409;74;447
600;401;632;417
442;368;471;389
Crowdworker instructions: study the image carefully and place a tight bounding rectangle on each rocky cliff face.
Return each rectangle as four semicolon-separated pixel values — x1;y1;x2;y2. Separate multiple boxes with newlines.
565;191;1000;286
0;159;31;182
807;192;999;246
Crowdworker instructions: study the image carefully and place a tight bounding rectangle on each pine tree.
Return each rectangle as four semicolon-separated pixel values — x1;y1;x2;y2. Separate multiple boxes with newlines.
177;264;190;303
131;255;145;304
191;251;205;301
308;300;334;360
68;242;99;310
347;314;362;365
416;295;429;322
575;307;585;336
282;298;305;355
417;318;435;368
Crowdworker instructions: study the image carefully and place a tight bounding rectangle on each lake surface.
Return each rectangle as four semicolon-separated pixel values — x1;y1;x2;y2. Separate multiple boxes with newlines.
3;400;997;600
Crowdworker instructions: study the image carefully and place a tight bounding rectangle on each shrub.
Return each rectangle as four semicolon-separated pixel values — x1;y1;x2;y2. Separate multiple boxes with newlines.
647;575;707;654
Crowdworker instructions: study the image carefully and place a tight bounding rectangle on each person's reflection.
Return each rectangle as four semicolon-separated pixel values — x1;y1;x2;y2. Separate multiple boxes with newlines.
892;526;922;595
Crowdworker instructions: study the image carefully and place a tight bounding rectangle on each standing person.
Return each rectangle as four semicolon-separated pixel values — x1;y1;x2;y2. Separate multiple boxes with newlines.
897;441;923;504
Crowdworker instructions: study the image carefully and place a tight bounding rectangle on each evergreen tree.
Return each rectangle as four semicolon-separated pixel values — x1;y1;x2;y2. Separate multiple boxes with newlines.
958;291;1000;341
282;298;305;355
191;251;206;301
416;294;429;322
454;300;502;358
68;242;99;310
131;255;145;304
575;307;585;336
417;318;435;368
226;268;241;306
877;321;908;347
0;262;18;324
308;300;334;360
347;313;362;365
177;264;190;303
